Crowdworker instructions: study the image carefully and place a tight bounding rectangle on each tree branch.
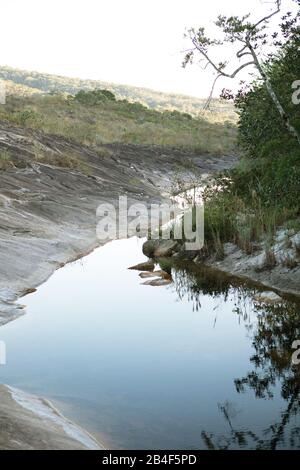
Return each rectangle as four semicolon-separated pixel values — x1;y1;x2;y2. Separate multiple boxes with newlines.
246;37;300;144
203;74;222;110
237;45;252;58
250;0;281;33
183;0;300;146
192;38;255;78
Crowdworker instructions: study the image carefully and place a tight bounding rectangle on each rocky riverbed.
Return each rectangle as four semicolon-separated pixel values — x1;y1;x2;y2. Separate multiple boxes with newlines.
142;229;300;300
0;121;237;326
0;121;236;450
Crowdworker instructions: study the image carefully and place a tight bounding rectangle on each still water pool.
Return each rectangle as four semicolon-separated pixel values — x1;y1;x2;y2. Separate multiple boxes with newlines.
0;237;300;449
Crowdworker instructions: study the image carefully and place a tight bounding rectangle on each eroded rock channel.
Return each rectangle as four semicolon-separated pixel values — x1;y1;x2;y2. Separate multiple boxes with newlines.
0;121;236;325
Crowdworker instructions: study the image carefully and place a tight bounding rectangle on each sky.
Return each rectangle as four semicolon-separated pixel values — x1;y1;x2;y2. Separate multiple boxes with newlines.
0;0;297;98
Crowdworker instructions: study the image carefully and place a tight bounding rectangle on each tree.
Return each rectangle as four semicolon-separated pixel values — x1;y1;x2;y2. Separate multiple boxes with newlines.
183;0;300;145
236;37;300;166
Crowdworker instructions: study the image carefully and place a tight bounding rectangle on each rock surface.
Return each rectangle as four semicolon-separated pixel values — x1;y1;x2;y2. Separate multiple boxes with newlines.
142;278;172;287
0;121;237;325
143;229;300;298
0;121;237;449
128;260;155;271
206;236;300;298
139;270;172;280
0;385;103;450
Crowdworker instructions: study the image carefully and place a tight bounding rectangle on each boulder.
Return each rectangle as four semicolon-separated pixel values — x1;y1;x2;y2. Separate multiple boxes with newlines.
128;260;155;272
142;278;172;287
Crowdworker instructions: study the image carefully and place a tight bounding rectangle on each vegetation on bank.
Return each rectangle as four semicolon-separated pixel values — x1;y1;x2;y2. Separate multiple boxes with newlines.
201;34;300;263
1;5;298;271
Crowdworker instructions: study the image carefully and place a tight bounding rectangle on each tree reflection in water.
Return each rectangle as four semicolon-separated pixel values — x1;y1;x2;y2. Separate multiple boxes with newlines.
169;261;300;450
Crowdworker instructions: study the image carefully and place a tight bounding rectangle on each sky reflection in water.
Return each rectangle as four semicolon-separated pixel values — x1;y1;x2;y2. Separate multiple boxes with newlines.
0;237;299;450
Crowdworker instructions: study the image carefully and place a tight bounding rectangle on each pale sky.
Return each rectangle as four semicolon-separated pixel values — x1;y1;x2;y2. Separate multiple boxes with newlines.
0;0;297;98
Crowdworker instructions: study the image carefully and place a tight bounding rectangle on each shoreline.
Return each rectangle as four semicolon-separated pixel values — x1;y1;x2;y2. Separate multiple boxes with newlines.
0;384;104;450
0;121;237;449
0;121;237;327
199;235;300;300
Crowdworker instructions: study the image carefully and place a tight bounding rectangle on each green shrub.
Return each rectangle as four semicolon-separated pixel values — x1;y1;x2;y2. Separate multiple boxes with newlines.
236;39;300;160
227;37;300;217
74;89;116;105
13;108;41;126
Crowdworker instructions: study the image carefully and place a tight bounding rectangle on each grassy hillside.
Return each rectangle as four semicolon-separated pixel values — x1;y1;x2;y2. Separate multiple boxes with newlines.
0;65;235;117
0;88;237;158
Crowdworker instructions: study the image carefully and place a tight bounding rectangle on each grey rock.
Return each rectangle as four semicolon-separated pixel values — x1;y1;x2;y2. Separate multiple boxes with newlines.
142;278;172;287
0;122;236;325
0;385;103;450
128;260;155;271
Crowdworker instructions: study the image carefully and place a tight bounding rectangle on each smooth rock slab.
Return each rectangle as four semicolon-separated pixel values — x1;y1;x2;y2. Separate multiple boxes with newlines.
0;385;103;450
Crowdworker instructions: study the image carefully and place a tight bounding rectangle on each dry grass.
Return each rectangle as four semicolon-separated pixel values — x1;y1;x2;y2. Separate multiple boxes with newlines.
0;150;13;170
293;241;300;257
262;247;277;270
0;140;89;173
280;254;298;269
0;94;237;156
30;142;90;173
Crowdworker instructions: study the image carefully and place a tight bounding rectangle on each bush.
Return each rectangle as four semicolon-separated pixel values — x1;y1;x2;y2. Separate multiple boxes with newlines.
74;89;116;105
228;148;300;209
13;108;40;126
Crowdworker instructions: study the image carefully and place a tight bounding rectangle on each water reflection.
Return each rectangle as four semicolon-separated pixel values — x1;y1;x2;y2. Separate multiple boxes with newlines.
0;238;299;449
233;301;300;450
168;260;300;450
170;261;256;318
